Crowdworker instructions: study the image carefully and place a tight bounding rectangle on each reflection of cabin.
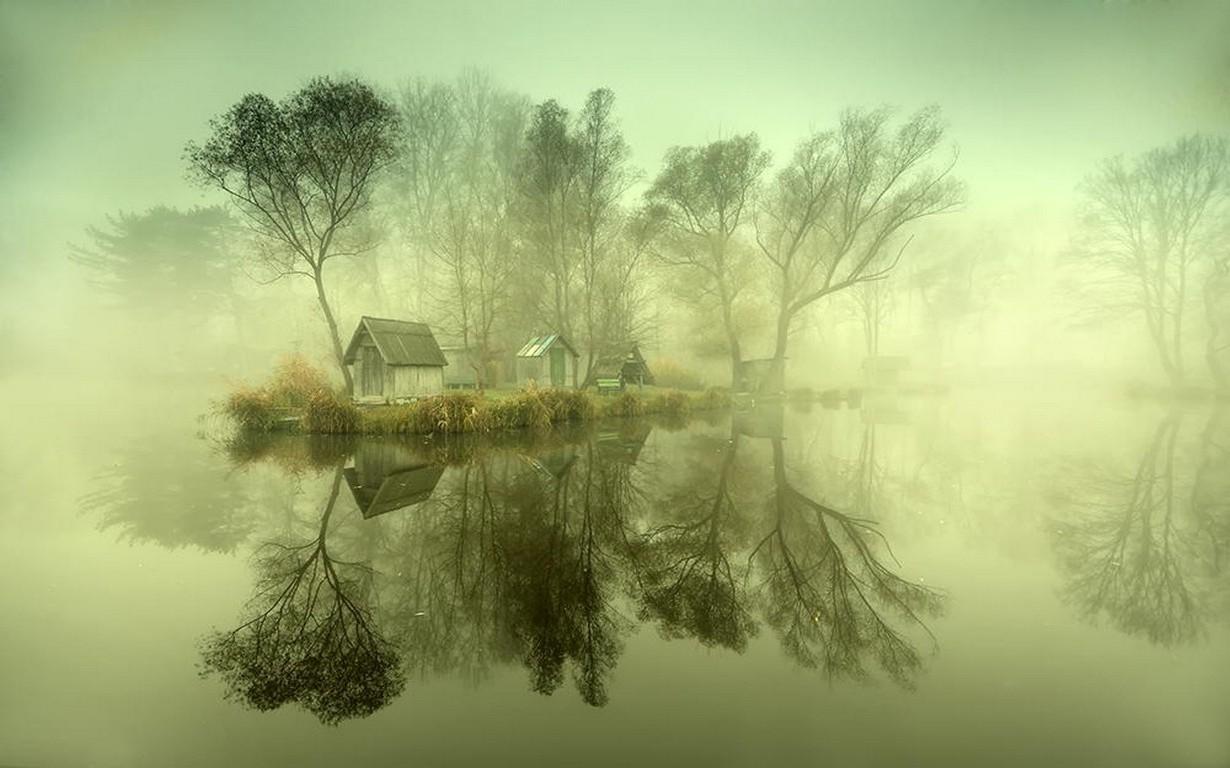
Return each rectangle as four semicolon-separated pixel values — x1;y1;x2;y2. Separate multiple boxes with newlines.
527;444;578;481
595;421;653;464
344;441;445;519
440;345;480;389
344;317;448;402
516;334;579;388
591;344;654;391
862;356;910;388
738;358;784;395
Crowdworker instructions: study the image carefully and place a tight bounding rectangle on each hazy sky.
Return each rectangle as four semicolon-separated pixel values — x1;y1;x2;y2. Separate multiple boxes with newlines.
1;0;1228;287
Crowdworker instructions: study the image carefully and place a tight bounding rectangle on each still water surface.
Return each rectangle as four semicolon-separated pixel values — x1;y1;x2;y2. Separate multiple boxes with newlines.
2;389;1228;767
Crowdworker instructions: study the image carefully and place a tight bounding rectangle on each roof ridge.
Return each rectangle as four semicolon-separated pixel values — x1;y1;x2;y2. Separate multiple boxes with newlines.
362;314;430;326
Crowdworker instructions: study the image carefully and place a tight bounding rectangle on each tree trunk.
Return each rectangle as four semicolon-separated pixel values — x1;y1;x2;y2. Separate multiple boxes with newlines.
760;304;791;397
314;270;354;395
720;293;743;391
1206;260;1230;394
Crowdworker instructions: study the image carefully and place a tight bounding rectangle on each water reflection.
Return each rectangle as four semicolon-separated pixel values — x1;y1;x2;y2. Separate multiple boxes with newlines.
752;436;944;686
88;413;946;724
1053;407;1230;646
199;464;406;725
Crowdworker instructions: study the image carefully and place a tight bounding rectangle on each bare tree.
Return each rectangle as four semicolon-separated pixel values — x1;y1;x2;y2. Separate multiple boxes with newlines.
647;134;770;389
516;99;580;353
754;108;962;392
1072;135;1229;388
1053;416;1203;646
200;465;404;724
1205;247;1230;392
186;77;401;394
573;88;640;380
393;78;460;314
750;436;945;685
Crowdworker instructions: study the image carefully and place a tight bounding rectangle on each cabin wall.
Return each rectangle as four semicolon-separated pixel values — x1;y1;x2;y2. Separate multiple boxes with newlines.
516;356;545;386
515;351;577;387
351;333;384;398
386;365;444;398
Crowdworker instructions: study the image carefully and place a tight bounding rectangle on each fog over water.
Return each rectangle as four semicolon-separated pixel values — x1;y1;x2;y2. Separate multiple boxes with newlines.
1;2;1229;767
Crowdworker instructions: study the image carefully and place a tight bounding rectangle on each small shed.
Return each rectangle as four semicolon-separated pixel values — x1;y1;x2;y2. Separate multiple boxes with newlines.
343;316;447;401
862;356;910;389
516;334;579;388
591;344;654;390
440;345;480;389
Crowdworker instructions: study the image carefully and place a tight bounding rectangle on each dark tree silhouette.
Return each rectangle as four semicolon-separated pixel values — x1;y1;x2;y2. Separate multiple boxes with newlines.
637;429;757;652
647;134;771;389
200;465;404;725
1053;416;1202;646
750;437;945;686
186;76;401;393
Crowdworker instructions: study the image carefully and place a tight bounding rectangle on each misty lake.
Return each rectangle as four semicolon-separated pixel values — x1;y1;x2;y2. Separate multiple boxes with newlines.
3;387;1228;767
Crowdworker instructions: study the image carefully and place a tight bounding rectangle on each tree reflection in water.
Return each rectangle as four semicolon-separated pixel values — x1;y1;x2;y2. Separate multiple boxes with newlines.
751;434;945;686
1054;408;1230;647
96;414;946;722
199;464;405;725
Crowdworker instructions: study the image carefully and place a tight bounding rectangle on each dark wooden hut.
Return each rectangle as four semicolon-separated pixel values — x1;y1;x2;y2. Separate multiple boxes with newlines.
591;344;655;391
343;316;447;401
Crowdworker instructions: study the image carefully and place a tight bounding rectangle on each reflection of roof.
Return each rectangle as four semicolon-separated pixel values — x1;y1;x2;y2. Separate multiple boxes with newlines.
517;334;578;358
526;446;578;480
343;316;448;367
345;463;445;519
596;422;652;464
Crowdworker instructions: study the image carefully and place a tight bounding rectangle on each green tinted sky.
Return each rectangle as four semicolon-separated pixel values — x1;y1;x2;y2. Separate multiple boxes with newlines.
2;0;1228;242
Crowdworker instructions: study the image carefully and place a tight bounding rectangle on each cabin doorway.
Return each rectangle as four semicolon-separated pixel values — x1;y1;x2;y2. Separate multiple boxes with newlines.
549;347;566;386
362;346;384;396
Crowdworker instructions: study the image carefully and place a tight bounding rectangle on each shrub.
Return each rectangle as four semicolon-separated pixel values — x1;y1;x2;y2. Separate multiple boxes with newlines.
650;358;705;391
602;392;646;418
302;390;361;434
649;390;692;417
221;354;337;432
265;353;334;407
222;386;278;431
690;387;731;412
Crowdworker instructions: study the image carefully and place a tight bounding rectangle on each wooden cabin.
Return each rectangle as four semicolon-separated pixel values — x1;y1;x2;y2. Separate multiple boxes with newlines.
516;334;579;388
440;345;480;389
591;344;654;392
343;316;447;402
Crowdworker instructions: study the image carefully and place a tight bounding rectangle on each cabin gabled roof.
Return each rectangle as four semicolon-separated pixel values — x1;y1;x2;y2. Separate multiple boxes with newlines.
344;463;445;519
517;333;578;358
592;343;653;383
343;316;448;367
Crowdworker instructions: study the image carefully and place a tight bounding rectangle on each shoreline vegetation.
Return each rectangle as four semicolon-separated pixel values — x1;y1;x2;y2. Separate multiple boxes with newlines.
221;355;731;436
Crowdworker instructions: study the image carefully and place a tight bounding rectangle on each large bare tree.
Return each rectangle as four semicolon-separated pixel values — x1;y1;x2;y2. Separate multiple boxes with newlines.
1072;135;1229;388
573;88;640;380
516;99;580;350
754;107;962;392
403;72;528;387
647;134;770;389
186;76;401;394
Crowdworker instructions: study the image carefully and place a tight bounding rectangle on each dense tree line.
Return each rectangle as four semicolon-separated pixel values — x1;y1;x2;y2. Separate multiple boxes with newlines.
168;73;964;393
70;71;1230;394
